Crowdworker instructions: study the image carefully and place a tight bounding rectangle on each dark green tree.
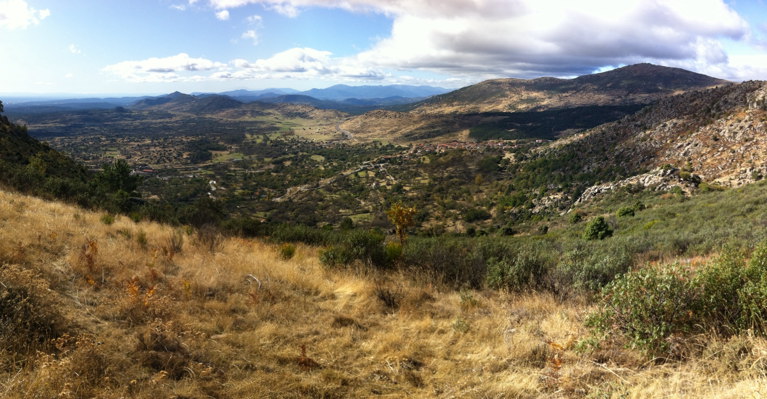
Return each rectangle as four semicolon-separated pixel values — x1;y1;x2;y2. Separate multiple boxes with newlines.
583;216;613;240
91;159;142;213
94;159;141;194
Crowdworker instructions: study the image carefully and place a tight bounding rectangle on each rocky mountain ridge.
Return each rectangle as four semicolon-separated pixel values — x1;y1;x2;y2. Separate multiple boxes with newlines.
341;64;729;143
535;80;767;206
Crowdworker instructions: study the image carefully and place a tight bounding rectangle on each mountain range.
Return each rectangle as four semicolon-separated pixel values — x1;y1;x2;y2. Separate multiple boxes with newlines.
4;84;450;115
340;64;730;142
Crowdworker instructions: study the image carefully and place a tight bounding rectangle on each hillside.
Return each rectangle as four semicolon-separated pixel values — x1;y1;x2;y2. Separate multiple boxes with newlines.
13;95;349;141
528;80;767;202
0;104;91;203
4;186;767;398
416;63;728;114
341;64;729;143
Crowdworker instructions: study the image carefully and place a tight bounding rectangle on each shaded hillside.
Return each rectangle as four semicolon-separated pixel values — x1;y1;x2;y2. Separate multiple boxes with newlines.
14;94;348;141
302;83;448;100
342;64;728;143
417;63;728;114
0;100;151;214
132;93;242;114
0;102;91;202
534;80;767;195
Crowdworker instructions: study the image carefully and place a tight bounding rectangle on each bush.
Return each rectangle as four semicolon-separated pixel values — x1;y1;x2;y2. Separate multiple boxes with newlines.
568;210;585;224
401;238;486;289
556;243;633;292
319;230;389;269
463;208;491;223
583;216;612;240
279;243;296;260
270;224;337;246
384;242;403;262
616;206;635;217
588;242;767;356
100;213;115;225
485;245;552;292
587;264;698;355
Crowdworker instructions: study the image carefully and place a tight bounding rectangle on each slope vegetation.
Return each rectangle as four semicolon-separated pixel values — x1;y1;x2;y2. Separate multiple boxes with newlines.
341;64;728;143
3;184;767;398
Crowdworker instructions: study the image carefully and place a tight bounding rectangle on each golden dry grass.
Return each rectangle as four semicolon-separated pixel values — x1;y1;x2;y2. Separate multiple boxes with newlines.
1;189;766;398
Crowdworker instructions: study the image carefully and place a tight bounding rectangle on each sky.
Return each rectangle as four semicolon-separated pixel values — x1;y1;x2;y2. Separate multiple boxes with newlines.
1;0;767;96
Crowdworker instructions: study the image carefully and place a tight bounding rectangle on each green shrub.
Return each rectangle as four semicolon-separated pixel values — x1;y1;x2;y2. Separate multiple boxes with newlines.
319;230;389;269
588;241;767;356
401;238;485;289
384;242;403;262
279;243;296;260
339;217;355;230
583;216;612;240
485;245;551;292
270;224;337;246
556;243;633;292
319;246;351;267
463;208;491;223
616;206;635;217
587;264;698;355
100;213;115;225
694;245;747;332
568;210;585;224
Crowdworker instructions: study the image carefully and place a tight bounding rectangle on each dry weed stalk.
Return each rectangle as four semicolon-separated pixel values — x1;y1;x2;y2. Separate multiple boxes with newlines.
76;238;101;285
297;344;321;371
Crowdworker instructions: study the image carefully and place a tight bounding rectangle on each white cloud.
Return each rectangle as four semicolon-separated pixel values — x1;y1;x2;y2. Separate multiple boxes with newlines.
0;0;50;30
215;9;230;20
200;0;756;79
103;53;227;83
347;0;749;78
68;44;81;54
241;29;259;45
105;0;765;86
219;48;385;81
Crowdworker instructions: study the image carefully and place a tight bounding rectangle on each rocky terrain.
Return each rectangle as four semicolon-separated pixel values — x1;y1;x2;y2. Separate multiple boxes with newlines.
547;80;767;203
340;64;729;143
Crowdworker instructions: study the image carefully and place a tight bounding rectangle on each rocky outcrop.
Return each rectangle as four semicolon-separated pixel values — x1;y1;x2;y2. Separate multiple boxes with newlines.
574;167;696;205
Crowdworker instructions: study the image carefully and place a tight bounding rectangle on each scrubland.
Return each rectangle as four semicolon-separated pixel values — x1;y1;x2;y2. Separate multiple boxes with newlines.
2;188;767;398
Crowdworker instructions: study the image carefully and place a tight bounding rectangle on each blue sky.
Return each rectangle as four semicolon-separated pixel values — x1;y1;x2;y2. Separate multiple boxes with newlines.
1;0;766;95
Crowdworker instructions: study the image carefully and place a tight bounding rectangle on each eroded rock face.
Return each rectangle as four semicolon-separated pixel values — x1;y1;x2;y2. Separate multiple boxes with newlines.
574;167;696;205
748;85;767;111
553;81;767;206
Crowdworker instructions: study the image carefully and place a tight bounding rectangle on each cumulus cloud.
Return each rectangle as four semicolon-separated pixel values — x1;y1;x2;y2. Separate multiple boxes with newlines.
349;0;749;78
241;29;259;45
103;48;384;84
197;0;755;79
227;47;369;79
0;0;50;30
108;0;766;85
68;44;81;54
215;9;230;20
103;53;227;83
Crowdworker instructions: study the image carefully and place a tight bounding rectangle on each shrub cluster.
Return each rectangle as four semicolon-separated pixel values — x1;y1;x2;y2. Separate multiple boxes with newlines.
588;242;767;356
319;229;393;269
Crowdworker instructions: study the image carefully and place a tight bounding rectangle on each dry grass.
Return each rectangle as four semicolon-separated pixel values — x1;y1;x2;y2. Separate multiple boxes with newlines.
0;188;766;398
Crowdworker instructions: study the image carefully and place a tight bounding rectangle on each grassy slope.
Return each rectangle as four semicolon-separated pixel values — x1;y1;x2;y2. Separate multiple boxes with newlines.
1;188;767;398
